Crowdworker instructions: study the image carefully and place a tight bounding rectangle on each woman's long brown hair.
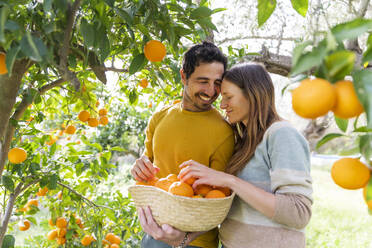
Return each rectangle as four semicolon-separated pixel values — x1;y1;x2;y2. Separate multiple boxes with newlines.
223;63;281;175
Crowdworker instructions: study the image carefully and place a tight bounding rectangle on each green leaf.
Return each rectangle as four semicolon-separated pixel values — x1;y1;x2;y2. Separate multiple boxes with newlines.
26;216;37;225
5;45;20;76
292;41;312;66
111;146;126;152
352;70;372;128
325;50;355;82
353;126;372;133
334;116;348;132
0;5;9;43
115;7;133;25
5;20;19;31
212;8;226;14
316;133;345;149
43;0;53;13
363;46;372;64
48;174;58;190
332;18;372;42
290;42;327;76
103;0;115;7
190;6;213;19
80;19;95;48
129;53;146;75
257;0;276;27
1;175;14;192
359;134;372;162
198;18;218;31
20;33;47;62
366;178;372;201
129;90;138;104
291;0;308;17
2;235;15;248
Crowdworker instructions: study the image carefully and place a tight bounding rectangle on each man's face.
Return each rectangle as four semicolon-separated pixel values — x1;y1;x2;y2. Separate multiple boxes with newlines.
181;62;224;112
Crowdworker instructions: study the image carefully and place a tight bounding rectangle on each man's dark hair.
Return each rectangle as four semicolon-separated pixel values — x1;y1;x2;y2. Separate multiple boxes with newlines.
182;41;227;79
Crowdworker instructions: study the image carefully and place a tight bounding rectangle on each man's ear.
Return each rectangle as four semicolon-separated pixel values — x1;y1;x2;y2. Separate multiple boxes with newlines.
180;69;187;86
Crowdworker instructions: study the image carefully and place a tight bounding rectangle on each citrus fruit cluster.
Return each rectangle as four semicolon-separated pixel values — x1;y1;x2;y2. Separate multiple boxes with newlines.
292;79;364;119
136;172;231;199
101;232;121;248
78;107;109;128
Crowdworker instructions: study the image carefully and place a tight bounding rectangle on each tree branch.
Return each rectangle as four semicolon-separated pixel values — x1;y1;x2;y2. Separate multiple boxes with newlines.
104;67;129;73
57;182;113;210
217;35;300;46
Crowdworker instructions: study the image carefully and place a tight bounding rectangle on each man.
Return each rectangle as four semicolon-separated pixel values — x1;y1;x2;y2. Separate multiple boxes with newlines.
131;41;234;248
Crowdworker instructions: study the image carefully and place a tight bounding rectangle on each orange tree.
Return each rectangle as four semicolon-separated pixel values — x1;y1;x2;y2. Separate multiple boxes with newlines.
257;0;372;213
0;0;225;246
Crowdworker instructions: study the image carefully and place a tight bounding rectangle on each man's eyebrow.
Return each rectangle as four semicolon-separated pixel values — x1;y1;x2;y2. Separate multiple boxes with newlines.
195;77;210;80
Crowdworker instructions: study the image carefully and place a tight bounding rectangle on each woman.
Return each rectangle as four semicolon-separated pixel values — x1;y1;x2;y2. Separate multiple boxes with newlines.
179;63;313;248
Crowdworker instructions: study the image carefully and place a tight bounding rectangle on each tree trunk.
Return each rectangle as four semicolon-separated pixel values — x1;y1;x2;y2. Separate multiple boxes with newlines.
0;183;23;246
0;60;29;177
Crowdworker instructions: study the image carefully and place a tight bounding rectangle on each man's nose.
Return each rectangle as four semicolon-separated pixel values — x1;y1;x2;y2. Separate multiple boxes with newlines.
204;83;218;96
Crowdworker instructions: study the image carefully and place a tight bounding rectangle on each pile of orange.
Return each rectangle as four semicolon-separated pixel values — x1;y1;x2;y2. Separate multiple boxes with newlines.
102;232;121;248
48;216;85;245
292;79;364;119
136;172;231;199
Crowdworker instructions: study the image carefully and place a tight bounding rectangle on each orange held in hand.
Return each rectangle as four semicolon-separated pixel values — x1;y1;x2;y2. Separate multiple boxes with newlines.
169;181;194;197
155;178;174;192
292;78;336;119
194;184;212;197
144;40;166;62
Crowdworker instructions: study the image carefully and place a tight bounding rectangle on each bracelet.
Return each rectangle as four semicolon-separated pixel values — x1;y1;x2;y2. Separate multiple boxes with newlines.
172;232;189;248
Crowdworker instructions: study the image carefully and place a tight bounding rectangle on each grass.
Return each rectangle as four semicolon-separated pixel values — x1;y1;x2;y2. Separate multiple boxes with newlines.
306;164;372;248
9;164;372;247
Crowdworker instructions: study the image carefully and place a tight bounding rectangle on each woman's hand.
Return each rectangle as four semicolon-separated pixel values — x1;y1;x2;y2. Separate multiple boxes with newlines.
138;206;186;246
178;160;232;189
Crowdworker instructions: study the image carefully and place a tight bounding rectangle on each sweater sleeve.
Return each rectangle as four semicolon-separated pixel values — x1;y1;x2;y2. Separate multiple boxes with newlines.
143;111;161;162
210;133;235;172
267;124;313;228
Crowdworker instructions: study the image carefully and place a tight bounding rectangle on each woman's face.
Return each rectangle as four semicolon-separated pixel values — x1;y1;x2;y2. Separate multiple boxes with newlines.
220;80;250;125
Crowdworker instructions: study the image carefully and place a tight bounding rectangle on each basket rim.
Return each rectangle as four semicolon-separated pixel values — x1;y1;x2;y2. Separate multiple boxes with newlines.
128;184;235;201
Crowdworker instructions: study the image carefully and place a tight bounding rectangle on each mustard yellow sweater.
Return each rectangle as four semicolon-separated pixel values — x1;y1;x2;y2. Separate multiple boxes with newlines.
144;103;234;248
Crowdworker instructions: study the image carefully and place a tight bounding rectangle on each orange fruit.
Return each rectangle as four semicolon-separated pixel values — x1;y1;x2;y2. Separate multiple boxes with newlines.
292;78;336;119
332;80;364;119
78;110;90;122
36;186;48;197
25;199;38;210
136;181;149;186
331;158;370;190
169;181;194;197
57;237;66;245
96;101;100;107
48;218;55;227
140;78;149;88
81;235;94;246
47;229;58;240
166;174;179;182
57;227;67;237
65;125;76;134
75;217;82;225
148;102;153;108
173;99;181;105
0;53;8;75
144;40;166;62
105;233;121;244
147;176;159;186
155;178;174;191
99;108;108;116
88;117;99;127
8;147;27;164
205;189;226;198
45;135;56;146
215;186;231;196
363;185;372;210
19;220;31;231
57;191;63;200
102;239;110;246
111;244;120;248
99;116;109;126
58;130;64;136
192;195;203;198
56;217;67;228
194;185;212;197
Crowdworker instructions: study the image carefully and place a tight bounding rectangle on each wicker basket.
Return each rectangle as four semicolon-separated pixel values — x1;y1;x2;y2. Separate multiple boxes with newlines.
128;185;235;232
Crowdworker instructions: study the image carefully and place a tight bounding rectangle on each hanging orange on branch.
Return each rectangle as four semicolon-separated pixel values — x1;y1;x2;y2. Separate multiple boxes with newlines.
144;40;166;62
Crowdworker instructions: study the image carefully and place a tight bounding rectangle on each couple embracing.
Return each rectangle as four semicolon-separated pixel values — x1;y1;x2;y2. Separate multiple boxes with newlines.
131;41;313;248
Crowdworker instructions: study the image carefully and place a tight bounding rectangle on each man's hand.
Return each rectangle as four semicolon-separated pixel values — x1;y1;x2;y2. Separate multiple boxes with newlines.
138;206;187;246
131;155;159;182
